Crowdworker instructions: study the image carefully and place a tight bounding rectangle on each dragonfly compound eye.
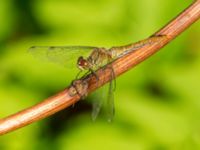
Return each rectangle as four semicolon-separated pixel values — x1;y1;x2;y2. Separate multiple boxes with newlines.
77;56;89;70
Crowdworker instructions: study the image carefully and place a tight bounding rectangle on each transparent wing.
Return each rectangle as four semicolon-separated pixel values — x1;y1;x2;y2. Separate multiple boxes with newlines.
91;80;115;122
91;86;106;121
91;68;115;122
106;74;115;122
29;46;98;68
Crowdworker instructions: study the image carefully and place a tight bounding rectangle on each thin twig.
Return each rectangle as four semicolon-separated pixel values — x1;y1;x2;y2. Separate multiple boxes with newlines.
0;0;200;135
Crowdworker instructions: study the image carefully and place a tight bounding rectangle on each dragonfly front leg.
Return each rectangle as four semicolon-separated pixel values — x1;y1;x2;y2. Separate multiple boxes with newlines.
75;70;83;80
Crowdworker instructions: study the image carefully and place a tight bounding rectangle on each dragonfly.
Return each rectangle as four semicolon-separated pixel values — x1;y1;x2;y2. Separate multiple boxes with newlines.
29;35;167;121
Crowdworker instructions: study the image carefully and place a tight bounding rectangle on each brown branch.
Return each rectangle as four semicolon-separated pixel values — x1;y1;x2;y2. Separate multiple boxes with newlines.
0;0;200;136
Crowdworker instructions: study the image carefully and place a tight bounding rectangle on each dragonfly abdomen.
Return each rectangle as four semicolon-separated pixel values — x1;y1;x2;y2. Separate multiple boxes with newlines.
109;35;167;59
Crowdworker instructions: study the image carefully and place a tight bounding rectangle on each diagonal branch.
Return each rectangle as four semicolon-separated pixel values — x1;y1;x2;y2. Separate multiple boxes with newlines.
0;0;200;135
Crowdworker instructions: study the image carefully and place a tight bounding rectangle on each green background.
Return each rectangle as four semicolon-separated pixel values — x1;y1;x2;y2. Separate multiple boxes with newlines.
0;0;200;150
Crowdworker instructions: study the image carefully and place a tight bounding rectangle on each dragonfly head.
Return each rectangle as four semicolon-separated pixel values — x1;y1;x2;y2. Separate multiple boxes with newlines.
77;56;90;71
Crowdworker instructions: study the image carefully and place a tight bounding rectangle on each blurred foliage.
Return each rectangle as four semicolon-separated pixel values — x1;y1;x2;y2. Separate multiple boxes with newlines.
0;0;200;150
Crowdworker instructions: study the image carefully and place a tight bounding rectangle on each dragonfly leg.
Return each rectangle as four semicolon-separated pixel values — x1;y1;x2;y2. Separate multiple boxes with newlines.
81;70;91;79
75;70;83;80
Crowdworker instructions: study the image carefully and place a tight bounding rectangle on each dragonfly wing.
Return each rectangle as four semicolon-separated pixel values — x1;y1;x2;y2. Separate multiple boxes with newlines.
91;86;106;121
106;77;115;122
91;67;115;121
29;46;98;68
91;96;103;121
